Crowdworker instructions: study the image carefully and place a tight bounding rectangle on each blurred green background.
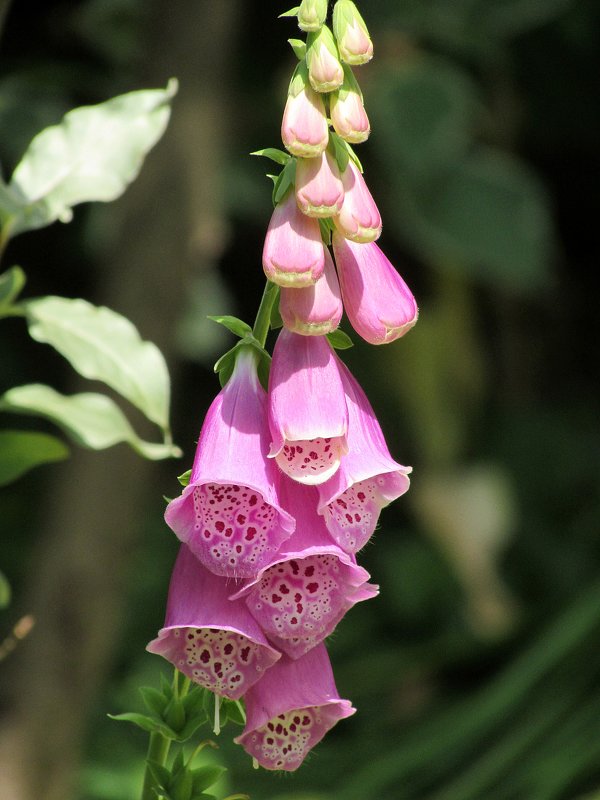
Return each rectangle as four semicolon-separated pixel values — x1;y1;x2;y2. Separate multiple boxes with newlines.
1;1;599;799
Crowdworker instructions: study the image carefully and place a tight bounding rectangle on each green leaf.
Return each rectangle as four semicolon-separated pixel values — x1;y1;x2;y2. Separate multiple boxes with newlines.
207;315;253;339
0;430;69;486
191;766;226;794
327;328;354;350
177;469;192;487
182;685;208;717
0;266;26;310
250;148;291;166
222;698;245;725
107;712;174;738
145;761;171;792
279;6;300;17
139;686;169;717
288;38;307;59
8;81;178;235
0;569;11;609
24;296;172;430
272;159;297;206
329;132;350;174
0;385;179;460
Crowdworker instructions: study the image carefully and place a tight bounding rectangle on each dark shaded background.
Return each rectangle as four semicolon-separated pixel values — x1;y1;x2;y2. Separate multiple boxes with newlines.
1;1;599;799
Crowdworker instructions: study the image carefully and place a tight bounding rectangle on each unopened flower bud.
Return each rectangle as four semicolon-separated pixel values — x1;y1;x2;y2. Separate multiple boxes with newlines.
282;62;329;157
298;0;328;32
333;0;373;65
306;25;344;93
280;247;343;335
333;160;381;243
330;66;370;143
295;149;345;218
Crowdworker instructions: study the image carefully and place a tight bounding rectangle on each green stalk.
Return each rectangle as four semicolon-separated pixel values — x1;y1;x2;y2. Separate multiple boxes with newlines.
141;731;171;800
252;280;279;348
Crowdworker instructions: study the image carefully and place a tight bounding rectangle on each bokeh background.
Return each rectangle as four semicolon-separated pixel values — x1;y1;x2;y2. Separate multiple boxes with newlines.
1;1;599;798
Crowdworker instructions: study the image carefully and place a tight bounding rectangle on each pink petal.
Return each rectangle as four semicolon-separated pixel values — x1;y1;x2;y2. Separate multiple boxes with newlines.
279;247;343;336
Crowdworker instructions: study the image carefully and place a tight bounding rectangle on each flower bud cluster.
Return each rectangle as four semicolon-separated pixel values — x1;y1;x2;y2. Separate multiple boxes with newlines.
150;1;417;773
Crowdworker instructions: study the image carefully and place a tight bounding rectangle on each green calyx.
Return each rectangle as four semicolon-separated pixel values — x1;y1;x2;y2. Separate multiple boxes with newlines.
298;0;328;32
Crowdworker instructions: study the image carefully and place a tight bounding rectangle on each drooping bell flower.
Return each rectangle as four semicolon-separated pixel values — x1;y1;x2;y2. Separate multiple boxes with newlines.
318;358;411;553
279;247;343;336
165;348;294;578
297;0;327;32
333;160;381;243
281;62;329;158
146;546;281;700
333;232;418;344
306;25;344;93
268;329;348;484
263;188;325;287
234;643;355;771
330;66;370;144
295;149;344;219
333;0;373;65
231;481;378;659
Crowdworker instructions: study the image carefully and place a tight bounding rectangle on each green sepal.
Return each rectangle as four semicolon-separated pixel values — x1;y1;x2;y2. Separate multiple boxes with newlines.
327;328;354;349
270;298;283;330
145;761;172;793
250;148;291;166
279;6;300;17
329;131;350;173
272;159;297;206
0;266;26;311
207;315;252;339
177;469;192;487
191;766;226;794
192;795;216;800
318;217;334;245
222;698;245;725
288;38;307;59
107;712;174;737
160;672;174;699
164;697;186;731
139;686;169;717
182;685;209;718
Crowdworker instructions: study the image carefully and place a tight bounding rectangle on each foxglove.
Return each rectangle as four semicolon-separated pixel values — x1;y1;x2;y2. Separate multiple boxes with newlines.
165;349;294;578
306;25;344;93
279;247;343;336
268;329;348;484
333;233;418;344
147;546;281;700
295;148;345;218
232;481;377;659
330;66;370;144
281;62;329;158
334;160;381;243
318;359;411;553
333;0;373;65
297;0;328;32
234;643;355;771
263;189;325;287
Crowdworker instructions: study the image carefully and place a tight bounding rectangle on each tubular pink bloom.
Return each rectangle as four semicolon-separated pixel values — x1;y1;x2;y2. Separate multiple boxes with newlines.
333;233;418;344
232;481;378;659
333;0;374;66
164;349;294;578
333;160;382;243
330;67;370;144
295;149;345;219
306;25;344;93
318;359;411;553
146;546;281;700
268;329;348;484
281;63;329;158
263;189;325;288
234;643;355;771
279;247;343;336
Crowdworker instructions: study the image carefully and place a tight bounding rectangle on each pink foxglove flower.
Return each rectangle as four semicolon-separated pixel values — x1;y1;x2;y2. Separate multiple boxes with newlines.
330;67;370;144
268;329;348;484
318;359;411;553
334;160;382;243
165;349;294;578
333;233;418;344
263;189;325;287
234;643;355;771
232;481;377;659
281;63;329;158
279;247;343;336
146;546;280;700
333;0;373;65
306;25;344;93
295;149;344;219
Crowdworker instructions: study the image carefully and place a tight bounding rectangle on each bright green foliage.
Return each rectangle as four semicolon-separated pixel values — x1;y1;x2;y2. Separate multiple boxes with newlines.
0;429;69;486
0;385;179;460
24;296;172;431
6;81;177;236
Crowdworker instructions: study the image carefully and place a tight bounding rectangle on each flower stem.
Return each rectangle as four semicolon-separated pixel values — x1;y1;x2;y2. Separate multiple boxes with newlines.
141;731;171;800
252;280;279;348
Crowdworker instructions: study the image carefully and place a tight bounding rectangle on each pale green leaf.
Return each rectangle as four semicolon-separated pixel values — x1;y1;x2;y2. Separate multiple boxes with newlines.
207;315;253;339
327;329;354;350
24;296;171;430
8;80;177;235
250;148;291;166
0;384;179;460
0;429;69;486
